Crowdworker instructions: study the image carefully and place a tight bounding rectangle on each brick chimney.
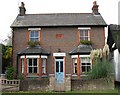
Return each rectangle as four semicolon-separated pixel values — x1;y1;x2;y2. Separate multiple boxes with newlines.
92;1;100;15
19;2;26;16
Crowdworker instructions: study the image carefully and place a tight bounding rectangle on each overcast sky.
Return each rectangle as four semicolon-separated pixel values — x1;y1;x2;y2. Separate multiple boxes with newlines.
0;0;119;43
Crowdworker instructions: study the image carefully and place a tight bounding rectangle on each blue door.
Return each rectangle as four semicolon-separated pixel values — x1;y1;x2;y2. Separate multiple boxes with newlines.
55;59;64;83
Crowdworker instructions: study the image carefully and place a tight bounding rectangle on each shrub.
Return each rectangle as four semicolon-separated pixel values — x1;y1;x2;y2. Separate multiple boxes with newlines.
87;59;114;80
28;41;40;47
6;66;15;80
80;40;92;45
17;74;24;80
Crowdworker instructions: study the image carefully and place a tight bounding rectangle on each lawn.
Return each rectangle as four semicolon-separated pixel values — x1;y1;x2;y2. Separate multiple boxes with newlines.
1;90;120;95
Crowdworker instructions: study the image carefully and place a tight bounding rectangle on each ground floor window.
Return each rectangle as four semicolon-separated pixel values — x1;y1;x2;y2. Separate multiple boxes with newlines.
72;55;92;74
73;59;77;74
21;59;24;73
42;58;47;74
81;57;92;73
20;55;48;75
27;58;38;73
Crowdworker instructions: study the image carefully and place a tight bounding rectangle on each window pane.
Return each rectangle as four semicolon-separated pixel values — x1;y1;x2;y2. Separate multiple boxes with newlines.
34;32;38;37
87;66;91;72
30;31;34;37
85;31;88;36
34;67;37;73
29;67;32;73
30;31;39;41
60;61;63;72
29;59;32;66
42;59;46;67
80;30;89;41
34;59;37;66
82;66;85;72
87;63;91;65
56;61;59;72
85;37;88;40
80;31;84;36
75;67;77;73
82;63;85;65
22;59;24;73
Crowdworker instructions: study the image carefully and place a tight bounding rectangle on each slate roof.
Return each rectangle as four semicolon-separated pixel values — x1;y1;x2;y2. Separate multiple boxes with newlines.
11;13;107;28
69;44;93;55
107;24;120;52
18;46;50;55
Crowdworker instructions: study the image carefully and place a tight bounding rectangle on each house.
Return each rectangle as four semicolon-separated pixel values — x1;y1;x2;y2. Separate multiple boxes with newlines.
107;24;120;84
11;1;107;90
0;44;2;76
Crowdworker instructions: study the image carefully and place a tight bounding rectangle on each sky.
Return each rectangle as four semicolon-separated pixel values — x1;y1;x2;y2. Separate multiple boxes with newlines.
0;0;119;43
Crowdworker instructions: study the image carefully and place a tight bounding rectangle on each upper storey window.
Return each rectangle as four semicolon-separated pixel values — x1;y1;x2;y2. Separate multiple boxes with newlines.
80;30;90;40
30;31;39;41
78;27;91;41
28;28;41;42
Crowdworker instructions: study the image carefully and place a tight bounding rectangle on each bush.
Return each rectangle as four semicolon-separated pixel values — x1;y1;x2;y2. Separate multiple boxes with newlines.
28;41;40;47
87;59;114;80
80;40;92;45
6;66;15;80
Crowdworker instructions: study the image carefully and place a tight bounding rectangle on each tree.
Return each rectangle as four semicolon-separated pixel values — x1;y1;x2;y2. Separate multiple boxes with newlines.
3;32;12;46
2;45;12;73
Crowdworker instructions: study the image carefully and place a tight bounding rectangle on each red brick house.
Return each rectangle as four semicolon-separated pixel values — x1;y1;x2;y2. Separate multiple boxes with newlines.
11;1;107;83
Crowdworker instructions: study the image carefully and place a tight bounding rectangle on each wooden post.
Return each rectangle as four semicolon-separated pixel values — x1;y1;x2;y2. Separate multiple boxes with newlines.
39;55;42;79
64;57;66;78
24;55;27;80
77;55;80;79
52;57;55;74
20;58;22;74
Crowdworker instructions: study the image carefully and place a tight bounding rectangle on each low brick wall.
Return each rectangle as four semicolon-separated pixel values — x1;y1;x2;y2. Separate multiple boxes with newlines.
71;78;114;91
20;78;49;91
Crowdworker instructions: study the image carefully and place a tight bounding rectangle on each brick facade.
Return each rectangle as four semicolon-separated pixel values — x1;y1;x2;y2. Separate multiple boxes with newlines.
12;27;105;77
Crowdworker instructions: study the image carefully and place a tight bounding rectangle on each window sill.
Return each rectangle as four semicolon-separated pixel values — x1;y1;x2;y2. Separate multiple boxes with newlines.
72;74;78;76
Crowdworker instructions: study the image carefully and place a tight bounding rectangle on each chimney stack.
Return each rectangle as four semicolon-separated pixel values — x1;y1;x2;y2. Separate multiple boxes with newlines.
92;1;100;15
19;2;26;16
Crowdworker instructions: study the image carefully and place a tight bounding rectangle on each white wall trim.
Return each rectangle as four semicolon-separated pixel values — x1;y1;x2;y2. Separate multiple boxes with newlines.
71;55;78;58
20;55;39;58
41;55;47;58
80;55;90;57
20;55;48;59
28;28;41;30
78;27;91;30
20;56;25;58
26;55;40;58
53;53;66;57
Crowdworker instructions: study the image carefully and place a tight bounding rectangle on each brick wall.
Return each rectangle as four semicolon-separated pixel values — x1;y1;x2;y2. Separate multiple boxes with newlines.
71;78;114;91
13;26;105;75
20;78;49;91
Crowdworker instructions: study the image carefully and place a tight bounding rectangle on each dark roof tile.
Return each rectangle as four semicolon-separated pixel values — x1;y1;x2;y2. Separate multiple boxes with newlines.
18;46;50;55
69;44;93;55
11;13;107;27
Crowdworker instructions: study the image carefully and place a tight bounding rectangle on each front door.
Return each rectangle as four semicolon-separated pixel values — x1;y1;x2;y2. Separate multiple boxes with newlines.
55;59;64;83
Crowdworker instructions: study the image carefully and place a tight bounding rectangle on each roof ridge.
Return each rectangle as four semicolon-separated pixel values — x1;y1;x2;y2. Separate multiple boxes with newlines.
25;13;93;15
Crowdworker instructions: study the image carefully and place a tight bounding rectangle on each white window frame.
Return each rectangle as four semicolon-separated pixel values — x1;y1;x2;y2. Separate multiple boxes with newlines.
27;58;38;74
29;30;40;42
80;30;90;41
42;58;47;74
80;56;92;73
73;58;77;74
21;58;24;74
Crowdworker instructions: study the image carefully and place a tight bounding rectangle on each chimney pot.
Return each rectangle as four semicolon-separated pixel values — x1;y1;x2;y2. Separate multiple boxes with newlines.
92;1;100;15
19;2;26;16
93;1;97;5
